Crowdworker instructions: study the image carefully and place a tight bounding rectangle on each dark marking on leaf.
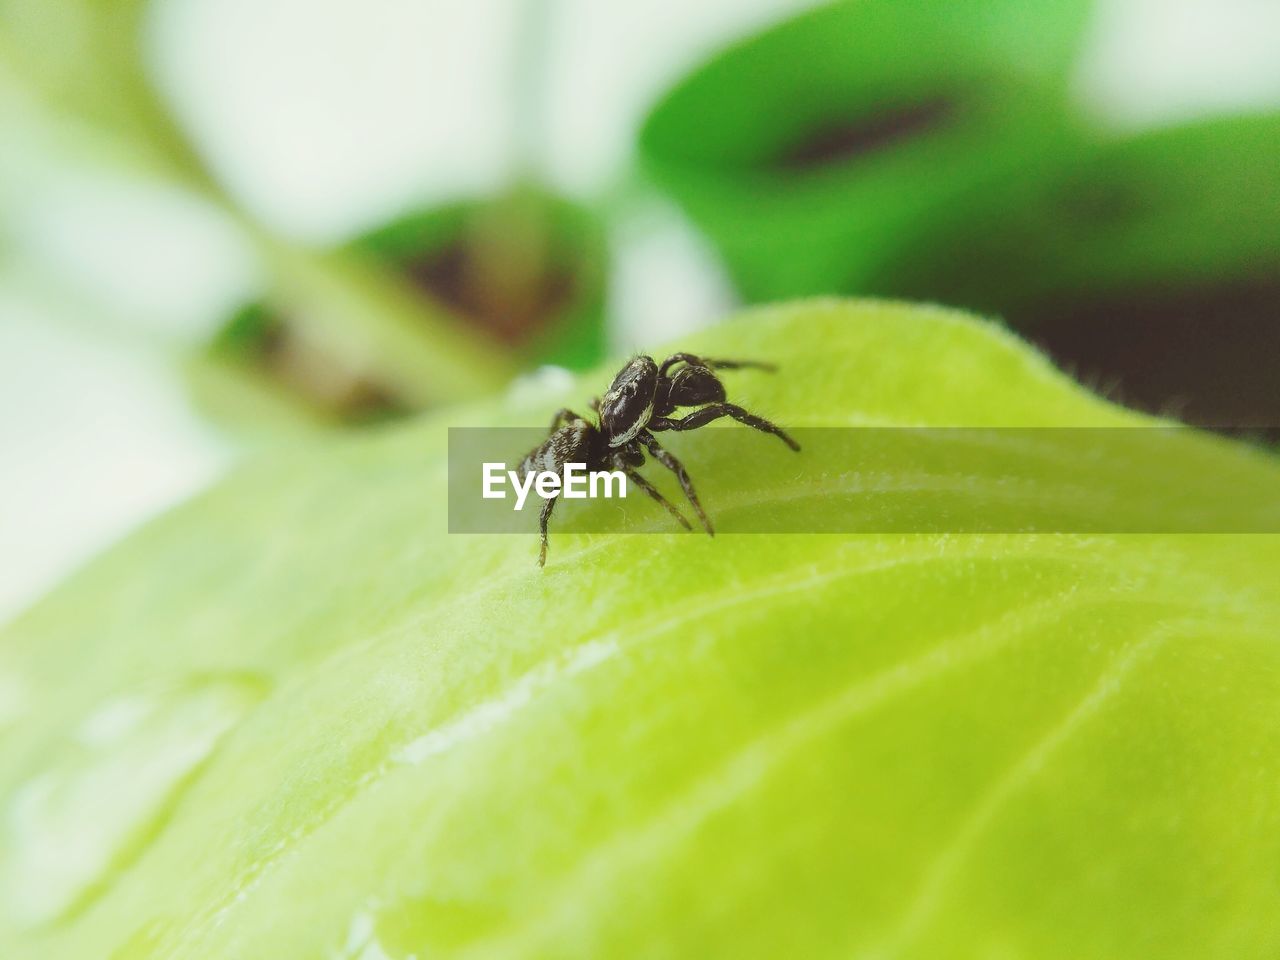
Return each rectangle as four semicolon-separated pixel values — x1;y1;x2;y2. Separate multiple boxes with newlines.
772;95;959;173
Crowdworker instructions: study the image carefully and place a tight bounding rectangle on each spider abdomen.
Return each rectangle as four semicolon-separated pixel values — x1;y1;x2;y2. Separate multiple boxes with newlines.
663;365;726;410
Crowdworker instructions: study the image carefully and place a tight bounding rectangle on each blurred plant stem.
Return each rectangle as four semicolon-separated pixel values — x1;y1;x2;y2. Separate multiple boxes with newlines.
0;1;516;407
250;235;514;407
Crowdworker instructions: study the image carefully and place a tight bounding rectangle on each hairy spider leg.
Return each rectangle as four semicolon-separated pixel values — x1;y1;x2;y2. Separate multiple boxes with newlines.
638;432;713;536
658;353;778;376
537;495;557;567
649;403;801;451
547;408;584;434
625;470;692;530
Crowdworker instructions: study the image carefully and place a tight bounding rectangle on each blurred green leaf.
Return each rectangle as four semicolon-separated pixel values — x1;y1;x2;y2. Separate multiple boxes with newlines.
3;301;1279;958
190;237;521;433
358;190;608;371
639;0;1094;300
874;114;1280;428
191;191;605;433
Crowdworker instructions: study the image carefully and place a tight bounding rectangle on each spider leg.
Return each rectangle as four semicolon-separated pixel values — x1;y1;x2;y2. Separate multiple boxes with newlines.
638;432;713;536
650;403;800;451
537;495;557;567
625;470;692;531
547;408;582;435
658;353;778;376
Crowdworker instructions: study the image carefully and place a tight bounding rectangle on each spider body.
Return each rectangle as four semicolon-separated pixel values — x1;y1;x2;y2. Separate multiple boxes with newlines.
520;352;800;565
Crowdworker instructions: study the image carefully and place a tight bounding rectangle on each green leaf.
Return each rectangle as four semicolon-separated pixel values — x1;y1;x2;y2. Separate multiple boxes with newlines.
870;114;1280;428
868;113;1280;319
191;189;607;435
356;189;608;371
2;300;1279;959
639;0;1093;300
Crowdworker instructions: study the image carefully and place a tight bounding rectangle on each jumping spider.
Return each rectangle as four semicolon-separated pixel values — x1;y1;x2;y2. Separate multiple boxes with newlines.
519;352;800;565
